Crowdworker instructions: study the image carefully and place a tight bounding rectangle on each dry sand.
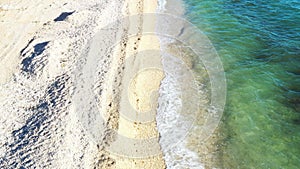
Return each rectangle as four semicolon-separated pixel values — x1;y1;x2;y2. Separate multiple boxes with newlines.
0;0;167;168
99;0;166;168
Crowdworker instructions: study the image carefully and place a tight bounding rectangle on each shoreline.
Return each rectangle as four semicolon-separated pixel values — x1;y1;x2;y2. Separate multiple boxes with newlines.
157;0;223;168
0;0;219;168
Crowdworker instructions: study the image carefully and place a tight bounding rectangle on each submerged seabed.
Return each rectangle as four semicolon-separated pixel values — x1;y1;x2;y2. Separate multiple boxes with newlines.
156;0;217;168
183;0;300;168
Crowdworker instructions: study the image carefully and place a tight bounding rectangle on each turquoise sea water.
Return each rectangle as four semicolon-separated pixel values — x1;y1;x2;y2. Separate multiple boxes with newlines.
183;0;300;168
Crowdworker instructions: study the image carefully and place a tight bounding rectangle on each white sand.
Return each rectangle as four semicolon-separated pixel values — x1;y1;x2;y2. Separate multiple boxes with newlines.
0;0;78;84
97;0;166;168
0;0;167;168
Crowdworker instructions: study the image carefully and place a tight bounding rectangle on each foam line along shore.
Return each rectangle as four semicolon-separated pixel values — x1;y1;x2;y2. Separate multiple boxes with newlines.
156;0;222;168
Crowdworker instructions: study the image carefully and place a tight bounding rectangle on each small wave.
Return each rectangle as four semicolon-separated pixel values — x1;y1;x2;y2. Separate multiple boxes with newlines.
156;50;204;168
158;0;167;11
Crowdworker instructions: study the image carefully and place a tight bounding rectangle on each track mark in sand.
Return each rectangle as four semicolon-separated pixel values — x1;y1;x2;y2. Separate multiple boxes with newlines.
1;1;130;168
1;75;71;168
21;41;50;74
72;1;166;168
54;11;75;22
100;1;166;166
129;69;164;115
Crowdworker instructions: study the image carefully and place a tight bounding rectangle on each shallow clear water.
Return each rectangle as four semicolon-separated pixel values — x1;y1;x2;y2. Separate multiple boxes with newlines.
183;0;300;168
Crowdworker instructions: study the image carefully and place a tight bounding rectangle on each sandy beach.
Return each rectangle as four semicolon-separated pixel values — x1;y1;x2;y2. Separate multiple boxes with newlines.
1;0;297;168
0;0;167;168
0;0;225;168
97;0;166;168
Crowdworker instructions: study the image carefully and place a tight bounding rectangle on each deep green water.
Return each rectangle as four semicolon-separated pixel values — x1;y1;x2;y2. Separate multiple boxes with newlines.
183;0;300;168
